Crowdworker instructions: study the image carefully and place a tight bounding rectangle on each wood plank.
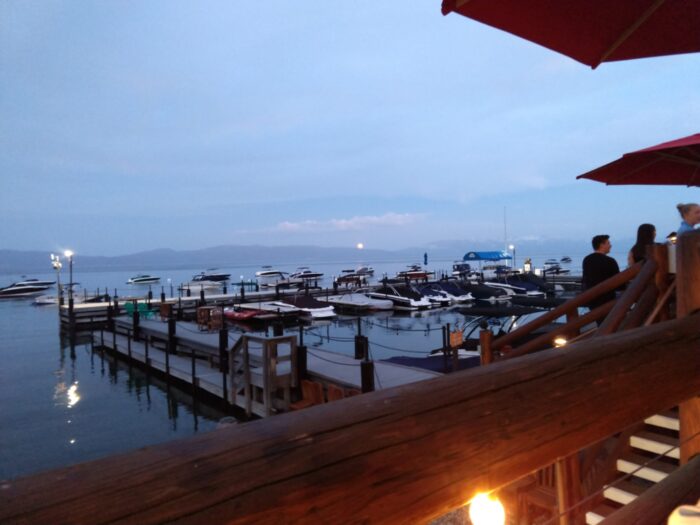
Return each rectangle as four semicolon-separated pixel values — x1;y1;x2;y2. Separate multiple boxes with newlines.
3;314;700;525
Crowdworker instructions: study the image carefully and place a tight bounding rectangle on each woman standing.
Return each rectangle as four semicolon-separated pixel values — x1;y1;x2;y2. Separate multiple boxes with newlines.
628;223;656;266
677;203;700;235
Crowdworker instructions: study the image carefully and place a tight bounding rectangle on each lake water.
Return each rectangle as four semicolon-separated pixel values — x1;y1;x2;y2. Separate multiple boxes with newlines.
0;253;609;481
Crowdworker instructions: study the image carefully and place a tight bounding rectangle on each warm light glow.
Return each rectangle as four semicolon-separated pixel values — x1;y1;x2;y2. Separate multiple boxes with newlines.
64;249;74;258
469;493;505;525
554;337;568;347
356;242;364;250
67;382;81;407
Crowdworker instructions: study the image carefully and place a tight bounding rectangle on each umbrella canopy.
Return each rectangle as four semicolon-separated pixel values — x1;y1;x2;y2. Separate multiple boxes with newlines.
463;250;512;261
441;0;700;69
577;133;700;186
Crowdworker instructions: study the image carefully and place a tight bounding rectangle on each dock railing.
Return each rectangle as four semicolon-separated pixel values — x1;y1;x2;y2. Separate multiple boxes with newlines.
3;234;700;525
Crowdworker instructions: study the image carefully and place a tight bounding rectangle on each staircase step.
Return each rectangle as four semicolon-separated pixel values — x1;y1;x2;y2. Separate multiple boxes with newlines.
617;452;677;483
585;503;620;525
645;411;680;431
630;430;680;459
603;479;648;505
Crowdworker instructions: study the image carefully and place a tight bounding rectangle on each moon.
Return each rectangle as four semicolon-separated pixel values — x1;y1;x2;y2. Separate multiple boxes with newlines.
356;242;364;250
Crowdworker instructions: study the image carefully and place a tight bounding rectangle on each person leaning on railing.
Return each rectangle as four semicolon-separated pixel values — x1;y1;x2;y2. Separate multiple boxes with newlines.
582;234;620;311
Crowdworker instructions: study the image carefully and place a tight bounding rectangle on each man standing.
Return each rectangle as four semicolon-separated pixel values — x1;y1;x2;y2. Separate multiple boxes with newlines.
582;234;620;309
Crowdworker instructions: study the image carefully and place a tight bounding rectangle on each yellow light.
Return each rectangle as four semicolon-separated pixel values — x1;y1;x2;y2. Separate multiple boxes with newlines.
554;337;567;347
469;493;505;525
64;249;74;258
67;382;81;407
356;242;364;250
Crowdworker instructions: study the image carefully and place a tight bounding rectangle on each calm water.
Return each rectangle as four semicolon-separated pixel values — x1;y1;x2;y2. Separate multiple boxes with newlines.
0;254;605;481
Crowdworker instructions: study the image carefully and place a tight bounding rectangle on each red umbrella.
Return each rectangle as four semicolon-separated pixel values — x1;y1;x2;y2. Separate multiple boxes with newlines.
441;0;700;69
577;133;700;186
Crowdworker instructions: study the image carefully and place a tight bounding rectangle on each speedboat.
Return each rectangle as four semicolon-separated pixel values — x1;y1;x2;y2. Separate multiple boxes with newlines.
0;279;55;298
290;267;324;281
423;281;474;303
395;264;435;282
355;265;374;276
192;269;231;282
127;274;160;285
271;296;336;319
255;268;303;288
321;291;394;311
454;281;510;302
560;256;572;264
367;283;432;310
452;261;472;278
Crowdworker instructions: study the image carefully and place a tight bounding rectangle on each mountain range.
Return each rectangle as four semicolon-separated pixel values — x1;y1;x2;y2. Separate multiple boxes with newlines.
0;238;627;275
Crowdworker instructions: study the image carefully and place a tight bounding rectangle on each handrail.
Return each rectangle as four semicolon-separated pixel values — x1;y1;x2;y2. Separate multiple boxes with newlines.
597;258;657;335
3;313;700;525
492;262;642;351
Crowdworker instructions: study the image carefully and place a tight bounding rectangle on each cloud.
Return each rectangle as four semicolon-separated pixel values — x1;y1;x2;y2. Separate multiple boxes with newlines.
272;212;425;234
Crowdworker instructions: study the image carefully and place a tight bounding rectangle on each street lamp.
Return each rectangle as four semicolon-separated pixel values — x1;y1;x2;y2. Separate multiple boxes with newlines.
50;254;63;305
508;244;516;270
64;250;74;305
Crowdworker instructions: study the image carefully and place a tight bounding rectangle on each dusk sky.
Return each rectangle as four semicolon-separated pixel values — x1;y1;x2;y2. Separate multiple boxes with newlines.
2;2;699;256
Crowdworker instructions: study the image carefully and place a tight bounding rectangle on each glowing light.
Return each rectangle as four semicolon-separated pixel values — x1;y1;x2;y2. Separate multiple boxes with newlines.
64;249;74;258
508;244;515;251
469;493;505;525
69;439;76;444
554;337;568;347
356;242;364;250
67;382;81;407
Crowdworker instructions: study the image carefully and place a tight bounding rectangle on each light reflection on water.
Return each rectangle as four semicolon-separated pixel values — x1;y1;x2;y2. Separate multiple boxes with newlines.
0;260;543;481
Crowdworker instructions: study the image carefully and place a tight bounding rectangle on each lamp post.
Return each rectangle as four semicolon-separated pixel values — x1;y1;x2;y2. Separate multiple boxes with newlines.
50;254;63;305
64;250;74;307
508;244;516;270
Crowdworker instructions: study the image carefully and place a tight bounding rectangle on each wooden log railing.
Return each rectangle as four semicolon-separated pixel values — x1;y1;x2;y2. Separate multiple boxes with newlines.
490;262;642;355
3;313;700;525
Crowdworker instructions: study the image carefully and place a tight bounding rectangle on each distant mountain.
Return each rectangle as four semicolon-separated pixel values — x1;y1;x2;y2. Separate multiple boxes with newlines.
0;238;632;275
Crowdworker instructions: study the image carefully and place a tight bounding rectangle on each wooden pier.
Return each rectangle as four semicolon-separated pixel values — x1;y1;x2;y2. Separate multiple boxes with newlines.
96;315;441;418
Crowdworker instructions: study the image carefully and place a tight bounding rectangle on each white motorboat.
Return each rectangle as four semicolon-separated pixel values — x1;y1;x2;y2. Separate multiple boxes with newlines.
127;274;160;285
367;283;432;310
355;265;374;276
269;296;336;319
255;267;303;288
289;267;324;281
0;279;55;298
321;292;394;311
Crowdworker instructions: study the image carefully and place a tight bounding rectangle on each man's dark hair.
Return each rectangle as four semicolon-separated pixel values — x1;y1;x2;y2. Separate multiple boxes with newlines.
591;234;610;250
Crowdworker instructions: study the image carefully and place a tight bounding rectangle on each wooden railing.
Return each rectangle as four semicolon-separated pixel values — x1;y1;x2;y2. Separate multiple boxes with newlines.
2;312;700;524
3;235;700;525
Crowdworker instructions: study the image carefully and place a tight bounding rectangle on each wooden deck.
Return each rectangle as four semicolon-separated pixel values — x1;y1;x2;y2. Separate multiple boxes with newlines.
98;316;442;417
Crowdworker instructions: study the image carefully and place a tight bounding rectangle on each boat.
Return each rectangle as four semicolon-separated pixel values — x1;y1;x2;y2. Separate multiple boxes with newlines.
270;296;336;319
255;268;303;288
335;271;368;286
223;307;267;321
289;267;324;281
453;281;510;302
0;279;55;298
355;265;374;276
192;269;231;283
321;291;394;311
414;284;453;307
394;264;435;282
423;281;474;303
560;256;572;263
367;283;432;310
126;274;160;285
451;261;473;278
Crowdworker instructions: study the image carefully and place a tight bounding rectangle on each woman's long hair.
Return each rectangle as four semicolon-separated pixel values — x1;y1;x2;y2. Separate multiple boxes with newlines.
630;223;656;263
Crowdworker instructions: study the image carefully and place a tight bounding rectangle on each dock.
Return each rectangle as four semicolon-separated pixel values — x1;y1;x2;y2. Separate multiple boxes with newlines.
94;315;442;418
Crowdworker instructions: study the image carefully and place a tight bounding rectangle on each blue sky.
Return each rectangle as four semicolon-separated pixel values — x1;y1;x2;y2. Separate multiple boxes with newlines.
1;1;699;256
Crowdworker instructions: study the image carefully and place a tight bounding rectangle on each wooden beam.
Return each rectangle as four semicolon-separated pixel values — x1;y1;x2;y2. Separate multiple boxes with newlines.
2;315;700;525
600;454;700;525
493;264;641;351
677;231;700;464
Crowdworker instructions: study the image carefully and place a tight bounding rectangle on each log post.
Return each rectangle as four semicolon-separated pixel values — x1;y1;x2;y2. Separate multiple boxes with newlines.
676;231;700;464
480;327;493;365
651;243;670;322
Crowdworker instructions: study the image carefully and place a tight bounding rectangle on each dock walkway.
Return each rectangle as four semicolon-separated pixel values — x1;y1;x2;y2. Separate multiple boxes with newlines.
96;315;442;417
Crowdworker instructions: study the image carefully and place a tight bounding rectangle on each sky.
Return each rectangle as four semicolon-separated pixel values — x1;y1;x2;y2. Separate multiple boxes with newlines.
1;1;699;256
